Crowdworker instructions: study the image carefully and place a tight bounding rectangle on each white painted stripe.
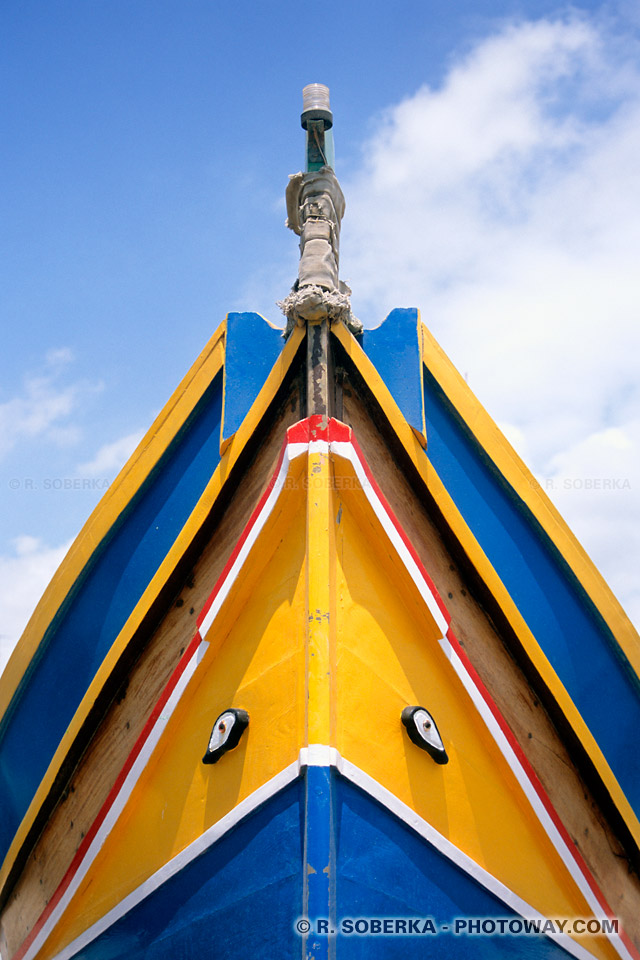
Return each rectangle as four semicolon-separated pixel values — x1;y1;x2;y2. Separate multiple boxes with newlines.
330;439;630;960
199;443;300;638
331;440;449;636
22;639;209;960
438;643;634;960
299;744;340;768
308;440;330;455
199;438;308;640
199;452;290;637
337;756;598;960
52;749;601;960
52;760;301;960
286;442;309;461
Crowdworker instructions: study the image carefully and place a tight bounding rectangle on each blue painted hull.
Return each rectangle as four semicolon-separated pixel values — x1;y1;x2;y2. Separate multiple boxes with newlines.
3;310;635;960
421;366;640;814
0;375;224;863
74;777;304;960
70;769;576;960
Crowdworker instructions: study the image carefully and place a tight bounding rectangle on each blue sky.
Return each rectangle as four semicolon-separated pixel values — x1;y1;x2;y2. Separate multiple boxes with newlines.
2;0;640;669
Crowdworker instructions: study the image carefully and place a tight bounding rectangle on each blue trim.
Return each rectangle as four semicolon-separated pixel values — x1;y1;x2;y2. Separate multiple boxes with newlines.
0;374;223;864
361;309;425;437
422;367;640;818
221;312;284;445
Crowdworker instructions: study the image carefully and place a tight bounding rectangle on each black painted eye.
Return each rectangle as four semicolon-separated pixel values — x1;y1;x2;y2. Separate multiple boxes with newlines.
401;706;448;764
202;708;249;764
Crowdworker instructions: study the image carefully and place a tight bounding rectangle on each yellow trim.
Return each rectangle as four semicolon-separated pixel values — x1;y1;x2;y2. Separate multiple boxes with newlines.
332;322;430;476
332;465;617;959
220;314;284;454
420;320;640;678
332;319;640;852
0;321;226;726
37;469;308;960
0;324;305;896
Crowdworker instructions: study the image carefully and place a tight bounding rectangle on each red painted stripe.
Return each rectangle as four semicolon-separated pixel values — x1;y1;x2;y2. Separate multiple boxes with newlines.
340;423;636;960
284;420;309;444
346;429;451;626
13;632;204;960
285;414;351;445
445;624;639;959
197;431;291;630
14;425;308;960
198;415;339;632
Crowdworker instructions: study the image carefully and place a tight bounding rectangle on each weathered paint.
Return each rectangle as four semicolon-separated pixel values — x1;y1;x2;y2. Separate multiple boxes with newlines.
306;319;331;418
302;411;338;956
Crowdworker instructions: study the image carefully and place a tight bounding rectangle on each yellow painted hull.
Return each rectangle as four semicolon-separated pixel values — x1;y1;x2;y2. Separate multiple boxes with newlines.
2;308;639;960
10;417;631;960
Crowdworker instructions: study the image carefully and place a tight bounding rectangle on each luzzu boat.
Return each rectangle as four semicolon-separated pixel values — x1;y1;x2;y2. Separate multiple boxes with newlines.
1;85;639;960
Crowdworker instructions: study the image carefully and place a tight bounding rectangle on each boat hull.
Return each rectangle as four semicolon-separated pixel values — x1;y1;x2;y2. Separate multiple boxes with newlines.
2;313;639;960
36;765;619;960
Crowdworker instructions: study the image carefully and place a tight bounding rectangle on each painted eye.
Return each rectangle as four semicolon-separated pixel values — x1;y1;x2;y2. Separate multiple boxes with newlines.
202;708;249;764
401;706;448;764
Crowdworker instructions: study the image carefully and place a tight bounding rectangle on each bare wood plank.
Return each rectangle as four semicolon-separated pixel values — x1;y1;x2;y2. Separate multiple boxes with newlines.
1;380;303;958
342;383;640;946
306;319;330;419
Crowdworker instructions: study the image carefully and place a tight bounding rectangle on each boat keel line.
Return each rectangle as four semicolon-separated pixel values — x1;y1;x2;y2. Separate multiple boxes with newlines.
11;417;637;960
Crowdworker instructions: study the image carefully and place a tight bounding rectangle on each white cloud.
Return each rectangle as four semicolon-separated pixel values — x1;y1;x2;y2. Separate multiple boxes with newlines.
0;350;101;459
0;536;72;675
341;14;640;627
44;347;74;369
542;420;640;628
77;429;145;478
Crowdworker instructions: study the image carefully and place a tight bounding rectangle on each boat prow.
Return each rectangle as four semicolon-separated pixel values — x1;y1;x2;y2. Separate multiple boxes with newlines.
1;86;640;960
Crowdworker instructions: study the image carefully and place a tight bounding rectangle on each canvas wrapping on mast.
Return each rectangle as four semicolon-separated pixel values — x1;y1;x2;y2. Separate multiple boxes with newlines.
279;86;362;336
287;168;344;293
280;167;361;335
